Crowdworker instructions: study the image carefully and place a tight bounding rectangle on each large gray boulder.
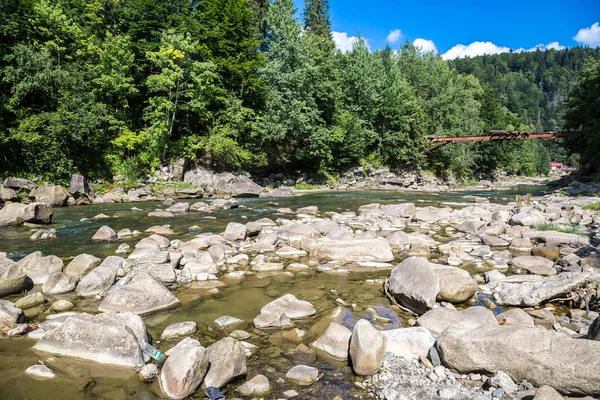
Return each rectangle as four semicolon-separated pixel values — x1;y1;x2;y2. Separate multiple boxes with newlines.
69;174;90;198
3;178;36;191
437;321;600;395
76;256;123;296
258;293;316;320
431;264;478;303
0;256;27;297
183;167;214;187
30;184;69;207
213;173;263;197
92;226;118;241
312;322;352;361
159;342;208;400
0;203;53;226
522;231;590;247
388;257;440;315
33;313;145;368
482;272;599;307
510;210;546;227
349;319;386;376
309;238;394;263
512;256;556;276
0;185;17;202
17;251;63;285
381;327;435;360
65;254;102;280
98;272;180;315
0;300;23;328
381;203;417;219
223;222;249;242
41;272;76;295
204;337;247;388
417;306;498;337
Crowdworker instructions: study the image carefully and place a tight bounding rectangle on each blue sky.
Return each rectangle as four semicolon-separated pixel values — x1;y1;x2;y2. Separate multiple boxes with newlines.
293;0;600;58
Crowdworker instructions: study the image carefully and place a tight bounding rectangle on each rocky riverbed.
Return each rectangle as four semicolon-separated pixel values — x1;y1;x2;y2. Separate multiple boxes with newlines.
1;188;600;400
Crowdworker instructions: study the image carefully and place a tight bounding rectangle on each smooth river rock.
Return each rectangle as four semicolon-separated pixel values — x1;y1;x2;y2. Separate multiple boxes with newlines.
349;319;386;375
0;257;27;296
65;254;102;280
76;256;123;297
388;257;440;315
161;321;197;340
512;256;556;276
416;306;498;337
159;342;208;400
204;337;247;388
312;322;352;361
309;238;394;263
17;251;63;285
431;264;478;303
381;327;436;360
237;374;270;396
0;300;23;328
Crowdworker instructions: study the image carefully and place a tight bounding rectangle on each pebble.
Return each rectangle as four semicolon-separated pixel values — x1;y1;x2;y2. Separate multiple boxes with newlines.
138;364;158;382
25;365;56;380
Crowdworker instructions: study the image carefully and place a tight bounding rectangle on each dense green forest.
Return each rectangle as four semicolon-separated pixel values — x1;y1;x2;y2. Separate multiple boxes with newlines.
0;0;598;185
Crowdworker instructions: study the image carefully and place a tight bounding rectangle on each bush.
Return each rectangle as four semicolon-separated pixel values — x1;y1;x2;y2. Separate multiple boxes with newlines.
537;222;585;236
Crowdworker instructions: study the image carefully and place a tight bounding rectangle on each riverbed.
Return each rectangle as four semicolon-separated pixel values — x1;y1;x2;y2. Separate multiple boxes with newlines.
0;185;547;400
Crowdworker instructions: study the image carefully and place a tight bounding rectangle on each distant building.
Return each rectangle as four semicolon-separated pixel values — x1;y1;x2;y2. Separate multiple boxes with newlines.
550;162;569;172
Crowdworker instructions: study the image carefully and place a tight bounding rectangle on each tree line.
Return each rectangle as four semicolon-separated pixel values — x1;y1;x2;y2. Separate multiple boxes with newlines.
0;0;598;185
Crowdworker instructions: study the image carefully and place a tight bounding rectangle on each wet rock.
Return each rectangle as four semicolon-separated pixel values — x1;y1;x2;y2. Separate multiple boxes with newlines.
76;256;123;297
159;342;208;400
254;294;316;329
92;225;118;241
437;321;600;395
0;300;23;328
0;257;27;296
311;322;352;361
204;337;247;388
15;292;45;309
165;202;190;213
139;363;158;383
148;210;174;218
483;272;598;307
161;321;197;340
25;365;56;380
381;327;435;360
214;315;246;332
30;184;69;207
349;319;386;375
285;365;319;386
41;272;76;295
50;299;74;312
416;306;497;337
431;264;478;303
18;251;63;285
237;374;270;396
29;228;57;240
98;272;180;315
33;313;145;368
223;222;249;242
512;256;556;276
310;238;394;263
388;257;440;315
496;308;535;327
532;246;560;261
145;225;174;235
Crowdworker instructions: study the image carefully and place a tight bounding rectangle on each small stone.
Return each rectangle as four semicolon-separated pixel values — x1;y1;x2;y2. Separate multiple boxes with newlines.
50;300;74;312
438;385;459;399
161;321;197;340
285;365;319;386
138;363;158;382
237;374;270;396
284;389;299;398
230;330;251;340
25;365;56;380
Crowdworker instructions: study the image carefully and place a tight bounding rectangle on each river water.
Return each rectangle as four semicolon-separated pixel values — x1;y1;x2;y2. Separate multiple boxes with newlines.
0;185;546;400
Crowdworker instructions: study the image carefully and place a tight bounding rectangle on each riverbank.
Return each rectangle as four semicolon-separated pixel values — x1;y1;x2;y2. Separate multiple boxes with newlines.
1;188;600;399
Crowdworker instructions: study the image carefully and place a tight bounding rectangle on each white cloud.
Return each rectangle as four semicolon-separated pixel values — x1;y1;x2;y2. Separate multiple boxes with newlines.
413;38;437;53
386;29;403;44
574;22;600;47
442;41;511;60
332;31;360;53
518;41;566;52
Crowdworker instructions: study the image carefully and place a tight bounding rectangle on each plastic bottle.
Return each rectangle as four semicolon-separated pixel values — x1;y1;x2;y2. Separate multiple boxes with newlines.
140;342;164;361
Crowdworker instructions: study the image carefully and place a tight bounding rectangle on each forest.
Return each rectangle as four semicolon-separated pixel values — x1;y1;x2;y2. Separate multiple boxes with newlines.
0;0;599;185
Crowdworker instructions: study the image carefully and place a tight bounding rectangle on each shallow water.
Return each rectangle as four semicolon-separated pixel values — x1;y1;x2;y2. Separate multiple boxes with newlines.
0;185;546;399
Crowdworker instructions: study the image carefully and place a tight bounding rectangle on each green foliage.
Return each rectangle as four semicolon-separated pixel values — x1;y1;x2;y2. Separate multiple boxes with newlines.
294;182;322;190
536;222;585;236
582;202;600;211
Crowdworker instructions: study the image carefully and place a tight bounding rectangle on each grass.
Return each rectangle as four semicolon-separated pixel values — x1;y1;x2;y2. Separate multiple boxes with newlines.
537;222;586;236
151;181;197;190
294;182;322;190
582;202;600;211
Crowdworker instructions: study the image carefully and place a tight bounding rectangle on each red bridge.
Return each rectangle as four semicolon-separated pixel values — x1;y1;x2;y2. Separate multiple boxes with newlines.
424;130;571;153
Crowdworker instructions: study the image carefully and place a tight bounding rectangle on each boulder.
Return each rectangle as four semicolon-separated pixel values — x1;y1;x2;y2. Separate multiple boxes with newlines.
381;203;417;219
496;308;535;327
165;202;190;213
309;238;394;263
25;365;56;380
296;206;318;215
161;321;197;340
311;322;352;361
512;256;556;276
532;246;560;261
522;231;590;247
0;185;17;202
285;365;319;386
388;257;440;315
17;251;63;285
23;203;54;224
533;386;565;400
510;210;546;227
587;316;600;341
483;272;598;307
91;226;118;241
237;375;270;397
259;294;316;320
0;203;53;226
33;313;145;368
381;327;436;360
98;272;180;315
509;238;533;254
437;322;600;395
349;319;386;375
3;178;35;191
431;264;478;303
184;167;214;187
204;337;247;388
480;234;509;247
416;306;498;337
30;184;69;207
69;174;90;198
41;272;76;295
213;173;263;197
489;370;518;393
15;292;45;309
223;222;249;242
65;254;102;280
76;256;123;296
159;342;208;400
0;257;27;297
0;300;23;328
